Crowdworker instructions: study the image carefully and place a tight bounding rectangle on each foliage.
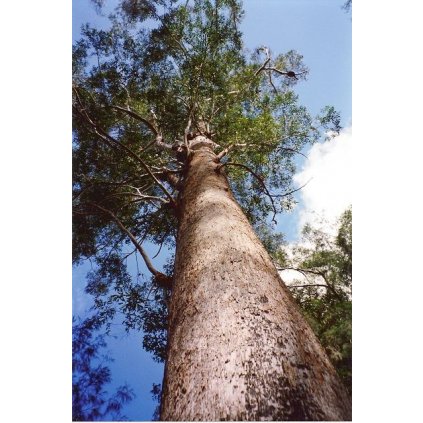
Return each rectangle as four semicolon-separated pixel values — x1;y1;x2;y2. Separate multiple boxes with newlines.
279;208;352;392
84;254;173;363
342;0;352;13
254;223;286;258
73;0;341;364
150;383;162;421
319;105;341;140
72;317;135;421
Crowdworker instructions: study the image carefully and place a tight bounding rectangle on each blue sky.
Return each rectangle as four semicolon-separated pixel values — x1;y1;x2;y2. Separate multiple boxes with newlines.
72;1;351;420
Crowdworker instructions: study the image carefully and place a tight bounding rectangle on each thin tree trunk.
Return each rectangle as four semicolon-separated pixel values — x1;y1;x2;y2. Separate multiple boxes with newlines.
160;138;352;421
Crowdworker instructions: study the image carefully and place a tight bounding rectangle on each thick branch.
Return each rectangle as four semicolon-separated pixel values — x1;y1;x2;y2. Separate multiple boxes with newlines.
254;57;271;76
215;146;232;161
89;203;171;289
90;202;159;275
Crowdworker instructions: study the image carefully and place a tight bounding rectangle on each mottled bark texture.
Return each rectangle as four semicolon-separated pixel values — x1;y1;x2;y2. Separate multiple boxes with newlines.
160;137;352;421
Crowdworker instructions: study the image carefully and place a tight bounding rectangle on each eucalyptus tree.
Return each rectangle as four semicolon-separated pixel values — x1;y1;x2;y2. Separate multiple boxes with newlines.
73;0;351;419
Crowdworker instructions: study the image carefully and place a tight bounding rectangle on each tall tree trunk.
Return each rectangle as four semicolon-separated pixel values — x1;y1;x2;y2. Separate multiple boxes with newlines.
160;138;352;421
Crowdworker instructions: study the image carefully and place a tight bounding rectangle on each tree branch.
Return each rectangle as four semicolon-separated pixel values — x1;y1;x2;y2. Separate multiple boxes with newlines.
184;116;192;151
278;147;308;160
288;284;333;290
89;202;172;289
277;266;342;298
215;142;308;161
102;190;169;204
254;47;307;91
277;266;326;278
265;67;307;79
216;162;278;224
110;105;173;152
267;69;278;94
254;57;271;76
121;247;138;262
111;105;158;135
270;178;312;198
73;100;176;206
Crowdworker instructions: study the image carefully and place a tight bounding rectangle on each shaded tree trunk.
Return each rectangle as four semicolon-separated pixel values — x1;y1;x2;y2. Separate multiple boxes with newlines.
160;137;352;421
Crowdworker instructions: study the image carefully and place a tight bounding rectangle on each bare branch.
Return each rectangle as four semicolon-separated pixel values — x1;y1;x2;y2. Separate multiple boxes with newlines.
288;284;332;290
121;247;137;262
254;47;307;92
89;203;161;276
277;266;342;298
215;142;307;161
89;202;172;290
267;69;278;94
216;162;278;224
277;266;326;278
254;57;271;76
270;178;312;198
152;230;169;259
265;67;307;79
278;147;308;159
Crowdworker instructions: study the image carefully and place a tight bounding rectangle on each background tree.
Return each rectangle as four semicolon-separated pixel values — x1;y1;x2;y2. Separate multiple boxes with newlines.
278;207;352;392
73;0;351;419
72;317;135;421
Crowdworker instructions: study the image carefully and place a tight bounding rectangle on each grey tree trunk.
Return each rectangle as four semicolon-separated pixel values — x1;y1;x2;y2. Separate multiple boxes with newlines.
160;138;352;421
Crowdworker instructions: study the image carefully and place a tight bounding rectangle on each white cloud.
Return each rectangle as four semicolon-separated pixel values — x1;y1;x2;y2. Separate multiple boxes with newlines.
293;126;352;236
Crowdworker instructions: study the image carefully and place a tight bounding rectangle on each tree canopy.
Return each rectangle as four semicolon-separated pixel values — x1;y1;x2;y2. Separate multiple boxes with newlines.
73;0;341;363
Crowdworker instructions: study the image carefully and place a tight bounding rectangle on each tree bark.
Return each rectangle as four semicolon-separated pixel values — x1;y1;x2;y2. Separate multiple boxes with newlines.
160;138;352;421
